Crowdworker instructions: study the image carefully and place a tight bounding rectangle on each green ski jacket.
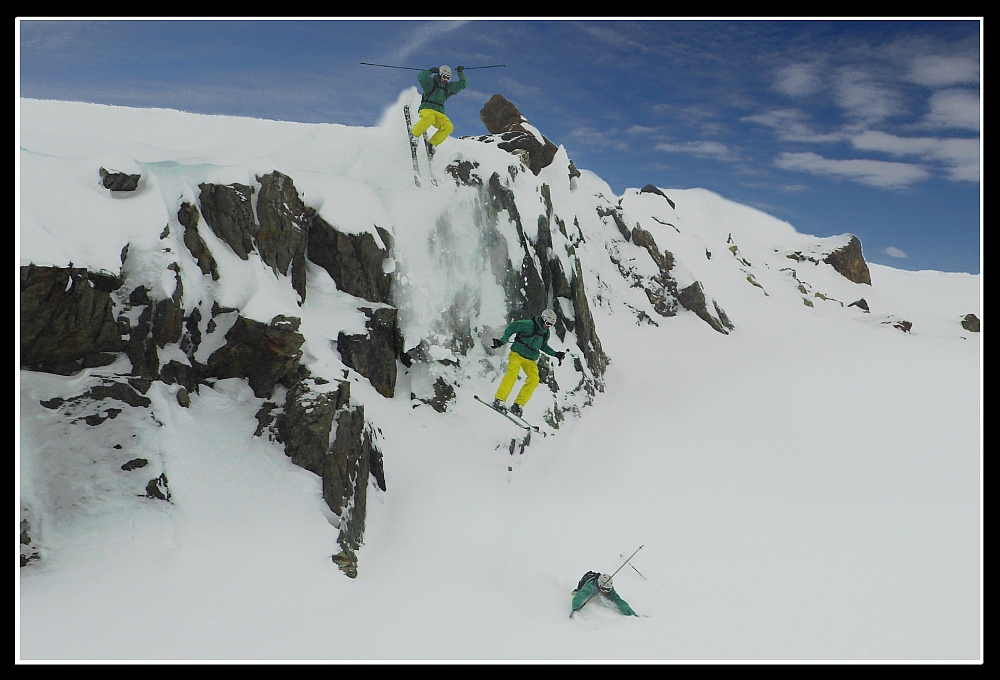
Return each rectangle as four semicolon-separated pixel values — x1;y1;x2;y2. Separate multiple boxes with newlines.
500;317;557;362
571;581;638;616
416;70;468;114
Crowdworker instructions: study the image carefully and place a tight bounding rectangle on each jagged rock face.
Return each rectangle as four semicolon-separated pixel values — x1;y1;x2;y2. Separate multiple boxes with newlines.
478;94;559;176
337;307;405;398
570;258;609;377
178;202;219;280
677;281;733;335
307;213;393;305
255;171;310;302
207;315;304;398
20;265;125;374
198;182;258;260
278;378;386;576
823;235;871;285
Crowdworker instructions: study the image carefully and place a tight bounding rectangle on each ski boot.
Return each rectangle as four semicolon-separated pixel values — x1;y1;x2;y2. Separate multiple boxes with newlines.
492;399;507;413
510;403;523;417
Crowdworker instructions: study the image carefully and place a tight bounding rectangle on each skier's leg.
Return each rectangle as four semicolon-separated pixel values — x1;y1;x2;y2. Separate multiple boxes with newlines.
428;112;454;146
410;108;436;137
494;351;525;402
513;358;539;406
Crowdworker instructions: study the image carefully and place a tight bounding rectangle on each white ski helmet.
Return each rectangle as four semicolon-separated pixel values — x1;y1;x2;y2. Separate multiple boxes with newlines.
439;65;453;81
541;309;557;327
597;573;613;592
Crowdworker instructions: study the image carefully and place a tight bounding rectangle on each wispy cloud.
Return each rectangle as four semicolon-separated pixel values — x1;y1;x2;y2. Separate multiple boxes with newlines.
742;108;844;143
773;63;822;97
627;125;657;135
655;140;738;162
884;247;908;258
906;55;979;88
774;151;929;189
386;21;468;64
923;89;980;132
851;130;979;183
833;68;903;123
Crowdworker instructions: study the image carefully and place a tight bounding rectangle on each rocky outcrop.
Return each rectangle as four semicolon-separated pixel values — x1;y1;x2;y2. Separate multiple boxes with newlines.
307;213;393;305
570;258;609;378
677;281;734;335
198;182;258;260
476;94;560;176
961;313;980;332
20;265;125;374
99;167;140;192
255;171;310;302
337;307;405;398
207;315;304;398
787;235;871;286
639;184;676;209
277;377;386;578
178;202;219;280
823;235;871;285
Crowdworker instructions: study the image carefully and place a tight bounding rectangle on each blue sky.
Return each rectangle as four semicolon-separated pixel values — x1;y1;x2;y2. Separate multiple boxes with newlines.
17;18;982;274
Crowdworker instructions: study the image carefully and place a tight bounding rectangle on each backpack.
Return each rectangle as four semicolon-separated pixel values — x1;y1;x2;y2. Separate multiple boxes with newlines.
514;317;548;345
576;571;601;592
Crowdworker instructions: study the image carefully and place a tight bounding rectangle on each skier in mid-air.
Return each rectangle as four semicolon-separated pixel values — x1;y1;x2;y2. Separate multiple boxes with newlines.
410;65;468;155
491;309;565;418
570;572;638;617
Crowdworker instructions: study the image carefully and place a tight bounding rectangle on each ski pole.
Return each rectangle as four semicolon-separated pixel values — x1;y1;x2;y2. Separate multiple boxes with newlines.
574;545;644;614
360;62;506;71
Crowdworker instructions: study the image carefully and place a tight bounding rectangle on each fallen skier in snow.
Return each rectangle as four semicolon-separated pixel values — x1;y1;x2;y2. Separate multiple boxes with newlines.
570;572;638;617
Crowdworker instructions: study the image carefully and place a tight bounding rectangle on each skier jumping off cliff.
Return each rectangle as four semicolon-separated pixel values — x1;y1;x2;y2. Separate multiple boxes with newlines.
410;65;468;156
490;309;565;418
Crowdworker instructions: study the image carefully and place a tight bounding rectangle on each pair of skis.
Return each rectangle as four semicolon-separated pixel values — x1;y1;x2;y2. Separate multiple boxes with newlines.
474;395;539;432
403;105;438;187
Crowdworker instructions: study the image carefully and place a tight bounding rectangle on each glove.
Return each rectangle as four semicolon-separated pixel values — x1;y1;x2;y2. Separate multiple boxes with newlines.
491;338;504;349
456;65;464;72
429;67;439;73
555;351;566;365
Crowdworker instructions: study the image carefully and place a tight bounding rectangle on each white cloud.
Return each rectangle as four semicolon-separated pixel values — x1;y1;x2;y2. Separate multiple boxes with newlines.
907;55;979;88
834;68;902;122
774;63;822;97
774;151;929;189
884;247;908;258
743;109;844;143
387;21;468;64
851;131;979;183
627;125;657;135
655;140;736;161
924;89;980;132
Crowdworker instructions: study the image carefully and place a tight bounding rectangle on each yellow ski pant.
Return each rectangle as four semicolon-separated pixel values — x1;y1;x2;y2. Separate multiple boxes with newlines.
411;108;454;146
494;351;540;406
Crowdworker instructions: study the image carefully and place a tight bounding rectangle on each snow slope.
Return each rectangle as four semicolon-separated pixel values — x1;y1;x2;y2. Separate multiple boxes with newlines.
17;95;981;661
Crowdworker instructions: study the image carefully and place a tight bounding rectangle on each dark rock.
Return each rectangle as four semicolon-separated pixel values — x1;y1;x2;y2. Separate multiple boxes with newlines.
332;549;358;579
570;258;609;378
823;235;871;285
677;281;732;334
444;159;483;186
99;167;140;191
255;171;311;302
207;315;305;398
639;184;676;209
479;94;560;175
337;307;404;398
198;182;258;260
20;265;125;371
88;381;152;408
849;298;870;312
121;458;149;471
569;160;581;180
961;313;980;332
179;202;219;280
176;387;190;407
307;212;392;304
144;474;171;501
416;376;456;413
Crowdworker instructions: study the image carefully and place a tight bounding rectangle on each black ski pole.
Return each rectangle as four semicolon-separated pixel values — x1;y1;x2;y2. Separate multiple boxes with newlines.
574;545;644;615
360;62;506;71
